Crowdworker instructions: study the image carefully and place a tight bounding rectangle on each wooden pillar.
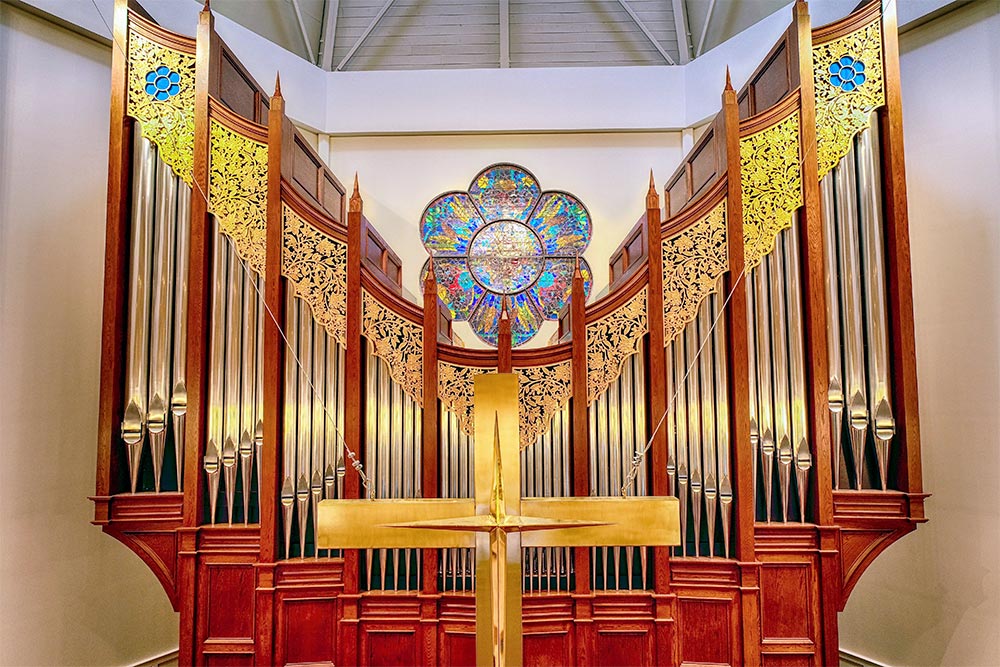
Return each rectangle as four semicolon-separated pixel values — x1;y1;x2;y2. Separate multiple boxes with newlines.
879;0;924;502
790;3;842;663
420;265;440;665
96;0;133;505
253;75;286;667
340;174;364;666
722;69;762;667
178;6;218;664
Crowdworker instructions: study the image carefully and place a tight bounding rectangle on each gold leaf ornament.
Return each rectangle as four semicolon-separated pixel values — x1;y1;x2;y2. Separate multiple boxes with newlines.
362;291;424;406
587;287;648;405
515;362;572;450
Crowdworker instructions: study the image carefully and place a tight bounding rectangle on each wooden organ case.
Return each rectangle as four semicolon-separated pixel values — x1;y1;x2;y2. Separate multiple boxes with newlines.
92;0;926;664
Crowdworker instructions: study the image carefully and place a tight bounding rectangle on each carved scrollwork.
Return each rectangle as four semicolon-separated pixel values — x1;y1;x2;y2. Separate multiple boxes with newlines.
814;18;885;179
740;111;803;270
587;287;648;405
438;362;495;438
662;200;729;344
515;362;572;450
282;205;347;346
208;120;268;276
126;30;195;185
362;291;424;406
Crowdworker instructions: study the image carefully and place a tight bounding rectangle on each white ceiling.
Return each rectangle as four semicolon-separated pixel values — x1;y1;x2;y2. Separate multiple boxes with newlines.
211;0;790;71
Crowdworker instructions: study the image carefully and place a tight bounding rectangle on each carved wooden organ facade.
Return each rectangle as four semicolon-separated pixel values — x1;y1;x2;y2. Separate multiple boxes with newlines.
93;0;926;664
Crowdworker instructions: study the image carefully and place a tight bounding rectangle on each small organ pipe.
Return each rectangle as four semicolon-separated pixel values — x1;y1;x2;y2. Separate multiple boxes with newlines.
206;219;228;523
685;322;703;556
820;174;845;489
281;294;298;557
770;237;793;522
222;244;243;524
673;341;689;556
171;183;191;491
754;259;776;521
698;303;718;556
785;220;813;520
712;282;732;557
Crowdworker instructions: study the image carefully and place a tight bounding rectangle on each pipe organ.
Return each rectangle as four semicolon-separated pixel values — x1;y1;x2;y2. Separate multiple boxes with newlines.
94;1;926;665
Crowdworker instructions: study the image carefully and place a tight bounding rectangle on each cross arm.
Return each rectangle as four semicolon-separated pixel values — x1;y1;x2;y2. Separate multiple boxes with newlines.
316;498;476;549
519;496;680;548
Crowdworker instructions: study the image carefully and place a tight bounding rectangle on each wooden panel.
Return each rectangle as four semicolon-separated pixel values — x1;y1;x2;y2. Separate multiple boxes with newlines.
524;631;572;666
323;174;343;221
689;130;717;196
293;136;320;199
282;598;337;665
668;177;687;216
207;565;254;640
677;595;736;666
440;629;475;667
204;654;254;667
363;628;418;666
738;91;751;119
596;628;653;667
751;43;790;113
219;51;257;120
762;654;815;667
760;563;815;642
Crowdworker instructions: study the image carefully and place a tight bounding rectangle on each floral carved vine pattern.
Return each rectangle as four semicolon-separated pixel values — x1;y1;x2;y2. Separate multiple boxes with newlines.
127;30;196;185
208;120;268;276
814;18;885;179
515;362;572;451
281;205;348;346
662;200;729;344
587;287;648;405
438;362;495;438
362;291;424;406
740;111;803;270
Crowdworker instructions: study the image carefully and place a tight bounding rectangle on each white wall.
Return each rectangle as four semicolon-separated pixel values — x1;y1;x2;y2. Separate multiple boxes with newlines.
318;131;684;346
0;6;179;665
838;2;1000;665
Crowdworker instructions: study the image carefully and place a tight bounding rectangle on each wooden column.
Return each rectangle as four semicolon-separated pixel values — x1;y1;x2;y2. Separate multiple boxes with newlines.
340;174;363;666
178;6;218;665
96;0;133;505
791;4;842;664
879;0;924;502
420;266;440;665
722;69;762;667
253;75;286;667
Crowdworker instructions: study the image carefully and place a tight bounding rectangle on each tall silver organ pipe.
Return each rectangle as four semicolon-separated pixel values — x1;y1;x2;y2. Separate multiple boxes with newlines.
667;296;732;557
522;406;572;593
591;347;650;587
121;133;190;493
364;342;421;588
280;294;346;557
748;220;812;522
440;406;474;592
202;226;263;525
822;112;896;490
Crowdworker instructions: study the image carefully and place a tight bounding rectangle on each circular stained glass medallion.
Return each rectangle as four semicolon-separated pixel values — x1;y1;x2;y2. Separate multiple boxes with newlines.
468;221;544;294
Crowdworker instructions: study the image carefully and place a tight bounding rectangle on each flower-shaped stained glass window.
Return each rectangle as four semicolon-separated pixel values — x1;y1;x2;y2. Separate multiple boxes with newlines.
421;164;592;347
145;66;182;101
828;56;866;92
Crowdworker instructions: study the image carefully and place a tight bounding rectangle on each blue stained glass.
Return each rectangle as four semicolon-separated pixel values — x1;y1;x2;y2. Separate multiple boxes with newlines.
144;66;182;101
527;192;591;256
420;163;592;347
468;164;540;224
828;56;866;92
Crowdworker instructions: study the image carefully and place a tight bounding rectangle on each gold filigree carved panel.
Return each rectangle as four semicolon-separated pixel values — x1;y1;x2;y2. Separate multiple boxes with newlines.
814;18;885;179
587;287;648;405
208;120;268;276
515;362;572;451
438;362;495;439
127;30;195;185
741;111;803;270
362;291;423;406
282;205;347;346
662;200;729;344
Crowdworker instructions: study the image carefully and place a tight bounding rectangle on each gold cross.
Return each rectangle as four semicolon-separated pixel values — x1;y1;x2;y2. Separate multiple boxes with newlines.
317;374;680;666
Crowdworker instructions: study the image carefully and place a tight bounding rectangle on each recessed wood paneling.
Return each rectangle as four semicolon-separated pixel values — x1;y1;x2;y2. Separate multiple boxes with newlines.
219;51;257;121
668;177;688;216
690;131;718;196
204;653;254;667
282;598;337;664
596;629;653;667
293;137;320;199
440;630;475;666
207;565;254;640
751;43;790;113
525;631;572;666
364;629;418;666
761;563;814;642
762;653;815;667
678;596;735;666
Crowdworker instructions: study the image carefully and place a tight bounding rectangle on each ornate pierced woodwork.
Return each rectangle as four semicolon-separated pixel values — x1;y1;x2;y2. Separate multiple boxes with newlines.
586;287;648;405
362;290;424;406
514;361;572;450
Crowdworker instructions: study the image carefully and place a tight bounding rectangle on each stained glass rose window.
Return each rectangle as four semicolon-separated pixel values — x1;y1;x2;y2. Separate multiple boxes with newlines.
421;164;593;347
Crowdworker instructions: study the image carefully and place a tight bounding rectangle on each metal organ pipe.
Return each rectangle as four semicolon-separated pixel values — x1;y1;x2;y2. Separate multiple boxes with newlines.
820;174;845;489
770;236;793;522
785;219;813;520
857;117;895;490
281;294;299;556
122;135;155;493
205;218;228;524
171;183;191;491
711;282;733;556
753;258;776;522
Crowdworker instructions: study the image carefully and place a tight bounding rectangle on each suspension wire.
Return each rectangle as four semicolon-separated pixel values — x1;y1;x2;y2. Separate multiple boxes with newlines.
90;0;373;495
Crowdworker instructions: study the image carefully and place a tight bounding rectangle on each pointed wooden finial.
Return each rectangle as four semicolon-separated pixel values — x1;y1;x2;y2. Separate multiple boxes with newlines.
202;0;211;11
646;169;659;210
725;66;733;91
273;73;282;97
349;173;362;214
500;296;510;320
